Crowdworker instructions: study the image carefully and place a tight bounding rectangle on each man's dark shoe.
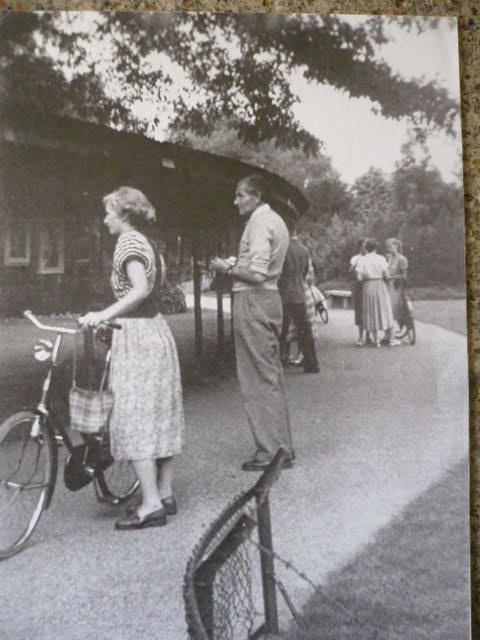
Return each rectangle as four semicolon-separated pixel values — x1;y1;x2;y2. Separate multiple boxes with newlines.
241;456;294;472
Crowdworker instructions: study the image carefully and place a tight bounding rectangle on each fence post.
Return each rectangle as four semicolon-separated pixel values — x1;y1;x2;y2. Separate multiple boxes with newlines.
216;280;224;354
256;494;279;636
192;242;203;360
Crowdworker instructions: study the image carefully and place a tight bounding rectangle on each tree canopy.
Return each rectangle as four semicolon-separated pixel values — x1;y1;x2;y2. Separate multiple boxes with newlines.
0;12;459;155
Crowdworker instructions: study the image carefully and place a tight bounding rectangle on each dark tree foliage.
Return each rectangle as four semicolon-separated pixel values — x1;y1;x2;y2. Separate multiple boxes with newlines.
0;13;136;128
0;12;459;155
389;163;464;286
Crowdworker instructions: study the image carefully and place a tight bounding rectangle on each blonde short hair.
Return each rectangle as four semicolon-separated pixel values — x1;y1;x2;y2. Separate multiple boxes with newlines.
103;186;156;225
386;238;403;253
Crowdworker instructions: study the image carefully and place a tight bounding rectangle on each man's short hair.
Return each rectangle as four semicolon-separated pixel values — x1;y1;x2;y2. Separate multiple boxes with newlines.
238;174;272;204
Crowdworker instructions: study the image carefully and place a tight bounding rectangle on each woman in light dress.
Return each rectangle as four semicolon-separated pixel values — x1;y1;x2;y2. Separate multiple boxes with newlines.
356;238;400;348
80;186;184;531
386;237;409;330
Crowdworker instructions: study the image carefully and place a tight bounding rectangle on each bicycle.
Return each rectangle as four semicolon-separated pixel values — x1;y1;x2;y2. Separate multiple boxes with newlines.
0;311;139;560
315;297;329;324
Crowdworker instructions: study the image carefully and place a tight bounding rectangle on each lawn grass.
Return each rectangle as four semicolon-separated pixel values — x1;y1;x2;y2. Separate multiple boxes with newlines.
409;285;466;300
284;461;470;640
413;299;467;336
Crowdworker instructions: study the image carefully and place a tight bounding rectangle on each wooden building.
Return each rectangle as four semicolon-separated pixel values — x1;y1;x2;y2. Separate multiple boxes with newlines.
0;108;308;353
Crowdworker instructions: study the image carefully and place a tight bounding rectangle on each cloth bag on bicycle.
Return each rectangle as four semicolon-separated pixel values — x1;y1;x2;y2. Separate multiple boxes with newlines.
69;331;114;434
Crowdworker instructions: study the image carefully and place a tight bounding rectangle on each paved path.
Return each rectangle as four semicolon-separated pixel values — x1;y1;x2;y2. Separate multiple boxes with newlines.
1;311;469;639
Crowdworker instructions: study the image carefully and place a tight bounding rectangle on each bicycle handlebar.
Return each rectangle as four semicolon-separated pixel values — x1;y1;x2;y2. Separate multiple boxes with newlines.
23;310;121;334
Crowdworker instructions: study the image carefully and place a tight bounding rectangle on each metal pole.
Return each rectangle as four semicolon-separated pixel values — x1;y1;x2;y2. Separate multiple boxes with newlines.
230;290;235;352
216;280;224;354
192;242;203;360
256;494;279;635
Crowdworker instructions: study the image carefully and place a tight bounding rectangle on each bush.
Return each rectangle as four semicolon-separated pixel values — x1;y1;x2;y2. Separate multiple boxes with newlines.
158;284;187;315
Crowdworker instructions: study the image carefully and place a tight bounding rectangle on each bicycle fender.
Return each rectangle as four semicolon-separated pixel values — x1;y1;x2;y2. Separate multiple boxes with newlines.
41;419;58;510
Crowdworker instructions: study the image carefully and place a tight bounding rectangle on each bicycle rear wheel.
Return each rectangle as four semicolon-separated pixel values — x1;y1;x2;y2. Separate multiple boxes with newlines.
0;412;54;559
94;432;139;505
95;462;139;505
408;323;416;345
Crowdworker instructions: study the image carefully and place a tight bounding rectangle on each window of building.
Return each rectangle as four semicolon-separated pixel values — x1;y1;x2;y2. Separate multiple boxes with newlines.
38;220;65;274
4;219;31;266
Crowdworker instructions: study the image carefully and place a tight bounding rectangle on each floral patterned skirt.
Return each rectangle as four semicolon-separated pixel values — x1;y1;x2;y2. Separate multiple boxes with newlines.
109;314;184;461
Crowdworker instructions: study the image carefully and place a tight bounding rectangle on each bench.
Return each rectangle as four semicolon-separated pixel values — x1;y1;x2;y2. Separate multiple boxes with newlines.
325;289;352;309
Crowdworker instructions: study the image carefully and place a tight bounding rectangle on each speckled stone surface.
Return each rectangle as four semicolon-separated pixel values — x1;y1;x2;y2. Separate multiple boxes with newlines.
1;0;479;632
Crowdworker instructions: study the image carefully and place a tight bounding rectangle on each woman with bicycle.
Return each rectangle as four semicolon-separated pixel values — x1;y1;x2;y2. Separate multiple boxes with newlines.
80;186;184;531
385;238;409;327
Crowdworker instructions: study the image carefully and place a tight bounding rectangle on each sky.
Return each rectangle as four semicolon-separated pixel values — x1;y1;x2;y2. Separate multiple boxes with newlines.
291;16;462;185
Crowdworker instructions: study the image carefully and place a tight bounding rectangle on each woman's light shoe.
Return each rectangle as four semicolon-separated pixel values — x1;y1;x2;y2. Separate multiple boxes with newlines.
388;340;401;346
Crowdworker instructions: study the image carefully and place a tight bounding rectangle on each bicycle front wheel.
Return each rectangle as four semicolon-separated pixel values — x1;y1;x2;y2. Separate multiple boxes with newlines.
408;323;416;345
0;412;54;559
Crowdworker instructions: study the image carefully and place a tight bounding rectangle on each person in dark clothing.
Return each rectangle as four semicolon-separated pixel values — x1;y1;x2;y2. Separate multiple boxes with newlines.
279;236;320;374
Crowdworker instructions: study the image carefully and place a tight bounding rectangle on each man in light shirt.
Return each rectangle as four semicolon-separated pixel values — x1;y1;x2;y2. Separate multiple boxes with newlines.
211;175;294;471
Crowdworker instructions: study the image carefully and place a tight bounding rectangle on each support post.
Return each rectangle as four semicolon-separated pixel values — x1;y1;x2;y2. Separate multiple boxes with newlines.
192;243;203;360
216;280;224;354
256;495;279;636
230;290;235;352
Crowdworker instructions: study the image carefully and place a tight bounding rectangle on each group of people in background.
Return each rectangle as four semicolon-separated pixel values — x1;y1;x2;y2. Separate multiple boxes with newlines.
350;237;408;348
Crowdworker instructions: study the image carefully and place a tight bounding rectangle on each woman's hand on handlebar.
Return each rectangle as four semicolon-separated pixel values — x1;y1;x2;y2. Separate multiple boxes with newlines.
79;311;110;329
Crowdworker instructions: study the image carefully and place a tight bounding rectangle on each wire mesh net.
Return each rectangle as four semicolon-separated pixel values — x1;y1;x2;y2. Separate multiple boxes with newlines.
185;496;264;640
184;450;286;640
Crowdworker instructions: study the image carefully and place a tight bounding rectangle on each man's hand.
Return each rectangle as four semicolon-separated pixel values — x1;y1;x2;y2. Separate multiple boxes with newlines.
210;257;232;274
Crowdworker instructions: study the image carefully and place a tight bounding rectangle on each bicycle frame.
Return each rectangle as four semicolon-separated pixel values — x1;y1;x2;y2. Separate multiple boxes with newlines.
24;314;77;507
23;311;115;506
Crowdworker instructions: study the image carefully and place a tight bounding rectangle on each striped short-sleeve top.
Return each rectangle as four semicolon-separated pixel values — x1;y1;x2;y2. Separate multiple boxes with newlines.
111;231;156;301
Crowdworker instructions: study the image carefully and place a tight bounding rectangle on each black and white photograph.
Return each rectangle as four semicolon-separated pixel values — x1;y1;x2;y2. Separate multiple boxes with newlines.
0;11;470;640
